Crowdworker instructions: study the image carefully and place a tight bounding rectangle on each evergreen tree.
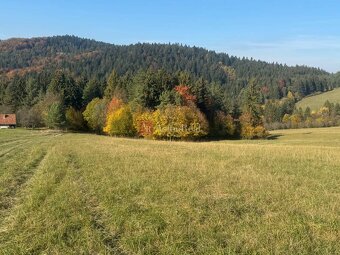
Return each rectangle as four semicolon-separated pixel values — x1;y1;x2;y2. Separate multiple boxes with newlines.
48;70;82;109
83;78;102;105
304;107;311;119
104;69;121;99
44;102;65;129
24;77;40;107
4;75;26;108
243;78;262;126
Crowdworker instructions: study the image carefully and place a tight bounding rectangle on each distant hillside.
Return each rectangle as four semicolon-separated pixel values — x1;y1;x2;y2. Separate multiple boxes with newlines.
0;35;334;99
296;88;340;111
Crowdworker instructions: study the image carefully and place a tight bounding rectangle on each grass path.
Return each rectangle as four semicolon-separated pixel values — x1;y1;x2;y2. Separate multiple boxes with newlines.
0;128;339;254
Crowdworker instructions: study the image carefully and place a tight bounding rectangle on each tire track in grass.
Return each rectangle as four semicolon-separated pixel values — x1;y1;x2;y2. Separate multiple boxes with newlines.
0;132;59;164
0;149;48;219
0;132;63;224
0;146;29;166
0;130;44;146
0;132;49;158
0;139;34;158
65;152;127;255
0;138;31;148
0;133;41;144
0;138;52;178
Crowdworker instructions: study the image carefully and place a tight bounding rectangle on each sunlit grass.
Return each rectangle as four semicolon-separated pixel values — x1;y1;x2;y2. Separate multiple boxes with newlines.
0;128;339;254
296;87;340;111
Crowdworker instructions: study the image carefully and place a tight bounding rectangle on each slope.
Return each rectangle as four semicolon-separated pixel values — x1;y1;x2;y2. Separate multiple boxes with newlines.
296;87;340;111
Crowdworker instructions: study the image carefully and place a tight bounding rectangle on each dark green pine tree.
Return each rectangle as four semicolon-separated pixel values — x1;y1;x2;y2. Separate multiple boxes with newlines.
192;78;210;114
24;77;40;107
335;103;340;115
45;102;66;129
48;70;82;109
304;106;311;119
4;75;26;109
83;78;102;106
243;78;262;126
104;69;121;99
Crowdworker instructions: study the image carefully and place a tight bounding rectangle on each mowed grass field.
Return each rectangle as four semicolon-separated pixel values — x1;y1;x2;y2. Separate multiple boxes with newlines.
0;128;339;254
296;87;340;111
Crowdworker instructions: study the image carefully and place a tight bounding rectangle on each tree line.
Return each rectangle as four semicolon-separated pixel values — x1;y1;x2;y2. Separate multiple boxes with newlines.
1;68;339;138
0;69;267;140
264;99;340;130
1;36;340;138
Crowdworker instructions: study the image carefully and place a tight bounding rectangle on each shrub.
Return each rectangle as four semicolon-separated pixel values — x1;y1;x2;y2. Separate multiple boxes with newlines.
240;124;268;139
66;107;86;130
152;105;208;140
253;125;268;138
240;124;256;139
290;114;302;128
17;105;43;128
210;112;236;138
134;110;154;139
225;114;236;136
240;112;268;139
83;98;107;133
103;105;136;136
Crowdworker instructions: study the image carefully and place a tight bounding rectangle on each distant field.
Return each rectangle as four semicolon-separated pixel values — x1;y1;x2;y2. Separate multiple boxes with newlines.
0;128;339;254
296;87;340;111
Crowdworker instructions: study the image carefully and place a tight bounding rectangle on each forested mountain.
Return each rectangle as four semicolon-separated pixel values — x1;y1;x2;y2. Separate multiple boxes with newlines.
0;35;335;100
1;35;339;138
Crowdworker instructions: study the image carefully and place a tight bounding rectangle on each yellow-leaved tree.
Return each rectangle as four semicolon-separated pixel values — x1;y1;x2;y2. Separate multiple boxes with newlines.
152;105;208;140
103;97;135;136
103;105;136;136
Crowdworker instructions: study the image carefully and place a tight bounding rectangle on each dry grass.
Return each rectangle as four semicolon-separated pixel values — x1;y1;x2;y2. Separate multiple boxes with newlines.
0;128;339;254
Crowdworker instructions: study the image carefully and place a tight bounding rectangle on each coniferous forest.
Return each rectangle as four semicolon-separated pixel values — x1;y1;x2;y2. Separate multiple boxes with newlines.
1;35;340;139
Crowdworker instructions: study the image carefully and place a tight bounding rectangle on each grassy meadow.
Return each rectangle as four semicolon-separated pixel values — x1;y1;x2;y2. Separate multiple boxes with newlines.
0;128;339;254
296;87;340;111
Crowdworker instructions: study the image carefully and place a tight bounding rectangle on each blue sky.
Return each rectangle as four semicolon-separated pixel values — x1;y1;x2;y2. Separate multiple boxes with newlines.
1;0;340;72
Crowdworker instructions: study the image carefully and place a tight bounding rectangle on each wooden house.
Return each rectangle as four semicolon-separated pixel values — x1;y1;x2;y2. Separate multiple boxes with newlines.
0;114;17;128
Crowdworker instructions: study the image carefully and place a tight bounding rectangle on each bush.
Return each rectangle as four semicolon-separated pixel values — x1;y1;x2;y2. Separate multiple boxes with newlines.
225;114;236;137
240;112;268;139
240;124;268;139
83;98;107;133
254;125;268;138
17;105;43;128
210;112;237;138
153;105;208;140
66;107;86;131
240;124;255;139
103;105;136;136
134;110;154;139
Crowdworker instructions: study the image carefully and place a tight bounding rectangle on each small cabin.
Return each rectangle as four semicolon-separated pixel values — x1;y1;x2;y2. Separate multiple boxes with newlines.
0;114;17;129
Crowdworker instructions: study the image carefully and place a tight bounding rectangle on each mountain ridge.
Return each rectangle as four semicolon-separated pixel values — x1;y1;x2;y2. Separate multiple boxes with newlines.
0;35;328;72
0;35;336;101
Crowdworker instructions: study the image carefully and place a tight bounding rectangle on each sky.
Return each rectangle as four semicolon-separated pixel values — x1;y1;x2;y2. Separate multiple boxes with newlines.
1;0;340;72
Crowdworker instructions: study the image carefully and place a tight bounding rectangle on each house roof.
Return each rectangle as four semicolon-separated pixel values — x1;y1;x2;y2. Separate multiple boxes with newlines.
0;114;16;125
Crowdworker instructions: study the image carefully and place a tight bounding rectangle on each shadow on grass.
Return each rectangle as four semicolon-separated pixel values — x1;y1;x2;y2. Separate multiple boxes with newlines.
266;134;283;140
